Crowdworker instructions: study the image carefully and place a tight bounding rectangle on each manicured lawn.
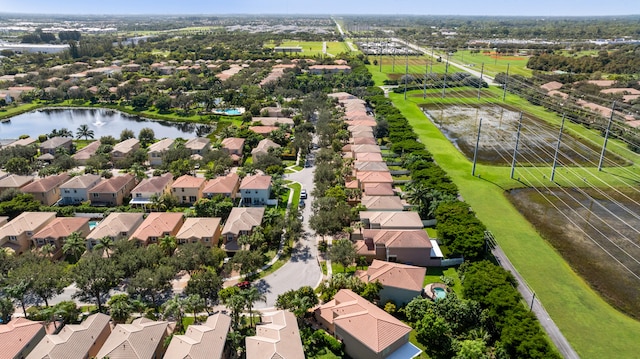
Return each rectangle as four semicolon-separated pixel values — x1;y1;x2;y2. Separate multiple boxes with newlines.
0;102;42;120
408;327;431;359
288;182;301;210
423;267;462;296
388;92;640;359
264;41;345;56
447;50;533;77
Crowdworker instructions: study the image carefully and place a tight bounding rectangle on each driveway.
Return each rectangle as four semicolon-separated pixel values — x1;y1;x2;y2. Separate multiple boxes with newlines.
253;152;322;308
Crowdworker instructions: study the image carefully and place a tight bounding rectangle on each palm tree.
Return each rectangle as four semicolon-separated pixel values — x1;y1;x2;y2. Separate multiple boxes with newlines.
184;294;206;322
159;235;177;257
162;295;187;333
226;294;246;331
128;163;148;182
94;236;114;258
58;128;73;138
62;231;86;263
40;243;57;259
241;287;266;327
76;124;95;140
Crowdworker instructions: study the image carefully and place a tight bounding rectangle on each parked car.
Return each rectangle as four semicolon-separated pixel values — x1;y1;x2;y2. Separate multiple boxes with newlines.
300;189;307;199
299;199;305;208
237;281;251;289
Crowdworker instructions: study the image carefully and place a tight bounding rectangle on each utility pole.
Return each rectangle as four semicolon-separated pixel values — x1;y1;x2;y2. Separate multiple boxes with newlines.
424;60;428;99
379;39;383;72
472;118;482;176
442;53;449;98
502;63;510;102
530;292;536;311
404;53;409;100
598;101;616;171
510;113;523;179
392;48;395;72
551;114;566;182
477;62;484;100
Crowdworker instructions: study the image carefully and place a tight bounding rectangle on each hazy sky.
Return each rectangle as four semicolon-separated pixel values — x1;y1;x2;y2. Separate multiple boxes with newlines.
0;0;638;16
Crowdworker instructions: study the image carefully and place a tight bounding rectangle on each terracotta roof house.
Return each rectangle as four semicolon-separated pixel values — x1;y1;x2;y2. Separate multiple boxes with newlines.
171;175;206;205
251;138;281;159
249;126;279;136
86;212;145;249
540;81;563;92
354;161;389;172
164;313;231;359
185;137;211;155
240;174;272;207
354;229;437;267
20;173;70;206
60;174;102;205
147;138;175;166
360;211;423;230
363;182;395;196
350;144;382;155
351;137;377;145
360;195;405;211
7;137;37;148
0;174;34;194
95;318;173;359
39;137;72;155
0;212;56;255
203;173;240;199
314;289;416;359
88;174;137;206
0;318;46;359
111;138;140;163
308;64;351;74
246;310;304;359
0;216;8;226
72;140;101;165
26;313;111;359
130;173;173;206
356;152;383;162
355;260;426;306
328;92;357;101
251;117;295;127
221;137;246;162
356;171;393;191
176;217;222;247
222;207;265;252
130;212;185;246
32;217;90;259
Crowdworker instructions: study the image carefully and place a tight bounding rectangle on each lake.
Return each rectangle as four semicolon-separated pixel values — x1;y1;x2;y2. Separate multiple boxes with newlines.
0;108;198;139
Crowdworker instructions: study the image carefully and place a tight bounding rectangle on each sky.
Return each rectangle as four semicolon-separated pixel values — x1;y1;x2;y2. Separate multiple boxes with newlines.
0;0;638;17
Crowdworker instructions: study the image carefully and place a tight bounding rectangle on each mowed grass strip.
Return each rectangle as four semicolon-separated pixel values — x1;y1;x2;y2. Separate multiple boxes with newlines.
388;92;640;359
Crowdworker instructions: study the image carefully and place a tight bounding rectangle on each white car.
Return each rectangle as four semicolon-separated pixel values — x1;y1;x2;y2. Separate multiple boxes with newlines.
300;189;308;199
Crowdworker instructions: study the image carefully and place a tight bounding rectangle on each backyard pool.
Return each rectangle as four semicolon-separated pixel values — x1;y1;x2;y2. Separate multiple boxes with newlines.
213;108;244;116
433;287;447;300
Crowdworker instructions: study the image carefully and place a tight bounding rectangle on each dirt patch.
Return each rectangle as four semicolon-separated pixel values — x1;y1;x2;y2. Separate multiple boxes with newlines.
508;187;640;319
422;104;626;166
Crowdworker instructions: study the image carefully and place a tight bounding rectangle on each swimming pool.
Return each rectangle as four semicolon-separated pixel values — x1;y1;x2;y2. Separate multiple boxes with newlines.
433;287;447;300
213;108;244;116
89;221;100;230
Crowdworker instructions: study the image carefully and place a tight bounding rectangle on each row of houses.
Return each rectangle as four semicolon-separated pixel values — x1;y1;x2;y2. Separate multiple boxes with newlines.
0;309;304;359
329;92;443;268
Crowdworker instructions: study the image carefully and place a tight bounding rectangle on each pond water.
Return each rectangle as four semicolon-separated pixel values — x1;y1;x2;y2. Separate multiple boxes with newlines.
0;108;198;139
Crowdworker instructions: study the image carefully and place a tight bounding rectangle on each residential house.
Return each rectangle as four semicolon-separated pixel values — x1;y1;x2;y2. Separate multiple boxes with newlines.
184;137;211;156
221;207;265;252
251;138;281;160
20;173;70;206
147;138;174;166
203;173;240;199
240;174;272;207
360;211;423;230
350;144;381;156
250;117;294;127
363;182;395;196
0;212;56;255
249;126;279;136
355;171;393;191
171;175;205;205
0;216;8;226
111;138;140;163
221;137;245;164
314;289;417;359
0;174;34;194
164;313;231;359
95;318;173;359
352;229;442;267
60;174;102;205
39;137;72;155
176;217;222;247
32;217;90;259
355;260;426;306
308;65;351;74
246;310;304;359
6;137;37;148
130;212;185;246
360;195;406;211
86;212;144;249
355;152;383;162
26;313;111;359
130;173;173;207
88;174;137;206
72;140;100;165
0;318;46;359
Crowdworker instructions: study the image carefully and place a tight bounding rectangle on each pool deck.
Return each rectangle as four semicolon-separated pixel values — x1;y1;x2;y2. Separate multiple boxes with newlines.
423;282;449;300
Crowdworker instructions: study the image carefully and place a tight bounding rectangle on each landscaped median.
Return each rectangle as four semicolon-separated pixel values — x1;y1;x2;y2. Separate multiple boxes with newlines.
388;92;640;359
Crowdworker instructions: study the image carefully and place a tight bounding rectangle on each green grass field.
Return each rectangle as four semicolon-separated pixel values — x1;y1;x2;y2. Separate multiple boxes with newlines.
388;92;640;359
447;50;533;77
263;41;349;57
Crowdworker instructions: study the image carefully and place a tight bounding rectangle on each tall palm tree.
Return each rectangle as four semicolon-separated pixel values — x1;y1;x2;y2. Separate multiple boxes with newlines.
162;295;187;333
94;236;114;258
227;294;246;331
62;231;86;263
242;287;266;327
128;163;148;182
159;235;177;257
58;128;73;138
40;243;57;259
76;124;95;140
